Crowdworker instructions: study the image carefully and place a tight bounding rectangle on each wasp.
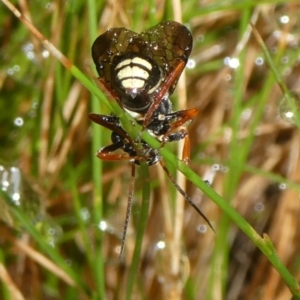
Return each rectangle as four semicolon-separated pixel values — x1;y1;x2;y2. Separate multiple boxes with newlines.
90;21;213;261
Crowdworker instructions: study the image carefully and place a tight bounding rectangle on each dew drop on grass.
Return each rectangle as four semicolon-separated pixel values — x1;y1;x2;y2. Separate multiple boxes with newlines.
98;220;108;231
197;224;207;234
278;91;300;124
212;164;220;171
156;240;166;250
255;57;264;66
279;15;290;25
223;57;240;69
281;56;289;64
80;207;90;221
197;34;204;42
14;117;24;127
279;183;287;190
186;59;196;69
254;202;264;212
224;74;232;81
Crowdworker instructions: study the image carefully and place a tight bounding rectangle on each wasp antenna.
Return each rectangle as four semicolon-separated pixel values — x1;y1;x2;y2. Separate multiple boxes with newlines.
159;161;215;232
116;164;136;267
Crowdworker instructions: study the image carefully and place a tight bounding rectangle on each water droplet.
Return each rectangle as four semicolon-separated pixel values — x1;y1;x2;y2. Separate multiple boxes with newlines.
151;42;158;50
221;166;229;173
283;68;291;75
241;108;252;120
255;57;264;66
278;91;300;124
212;164;220;171
45;2;52;10
197;35;204;42
156;240;165;250
186;59;195;69
98;220;108;231
42;49;50;58
11;192;20;206
223;57;240;69
80;207;90;221
279;183;287;190
14;117;24;127
48;241;55;247
273;30;280;39
254;202;264;212
197;224;207;233
48;228;56;235
279;15;289;25
13;65;20;72
223;74;231;82
281;56;289;64
22;42;35;60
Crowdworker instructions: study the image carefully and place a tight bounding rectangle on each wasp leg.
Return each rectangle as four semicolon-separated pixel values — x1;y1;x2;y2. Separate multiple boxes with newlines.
159;160;214;231
160;129;190;164
89;113;129;138
163;108;198;132
163;130;191;164
181;134;191;164
159;108;198;163
143;61;186;129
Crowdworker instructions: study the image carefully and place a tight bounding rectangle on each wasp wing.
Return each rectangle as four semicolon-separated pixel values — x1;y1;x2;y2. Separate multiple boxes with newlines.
92;21;192;97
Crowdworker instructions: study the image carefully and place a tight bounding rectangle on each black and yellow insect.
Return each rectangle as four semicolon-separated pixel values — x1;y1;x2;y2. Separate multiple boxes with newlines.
90;21;213;261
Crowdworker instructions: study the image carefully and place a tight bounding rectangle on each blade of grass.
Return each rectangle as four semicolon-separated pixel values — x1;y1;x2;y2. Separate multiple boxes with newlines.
87;0;105;298
250;22;300;128
126;162;150;300
0;190;91;297
156;146;300;297
205;9;253;298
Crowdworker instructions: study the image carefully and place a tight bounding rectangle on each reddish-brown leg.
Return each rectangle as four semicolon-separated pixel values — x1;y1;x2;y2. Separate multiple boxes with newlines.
181;133;191;164
143;60;186;128
89;113;129;139
98;151;143;162
160;108;198;163
167;108;199;130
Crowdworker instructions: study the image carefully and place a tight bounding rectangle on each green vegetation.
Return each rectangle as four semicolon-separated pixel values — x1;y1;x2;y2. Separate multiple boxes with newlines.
1;0;300;299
